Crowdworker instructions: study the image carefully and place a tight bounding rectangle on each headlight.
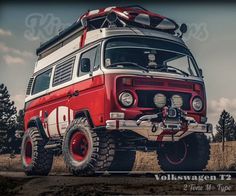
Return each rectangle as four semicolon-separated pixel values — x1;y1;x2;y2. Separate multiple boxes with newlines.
192;97;203;111
119;92;134;107
171;95;183;108
153;93;166;108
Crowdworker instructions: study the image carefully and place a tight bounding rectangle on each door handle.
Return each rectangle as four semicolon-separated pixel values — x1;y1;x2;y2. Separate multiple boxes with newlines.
73;90;79;97
67;90;79;98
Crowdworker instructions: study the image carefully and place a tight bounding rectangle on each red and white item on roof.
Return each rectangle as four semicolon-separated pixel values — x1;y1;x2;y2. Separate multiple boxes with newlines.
78;5;179;33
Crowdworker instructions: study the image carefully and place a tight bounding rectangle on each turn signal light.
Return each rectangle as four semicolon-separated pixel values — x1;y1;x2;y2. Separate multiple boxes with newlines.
122;78;133;86
194;84;202;92
110;112;125;120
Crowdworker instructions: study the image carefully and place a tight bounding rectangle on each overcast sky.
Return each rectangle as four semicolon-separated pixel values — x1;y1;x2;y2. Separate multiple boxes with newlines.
0;2;236;128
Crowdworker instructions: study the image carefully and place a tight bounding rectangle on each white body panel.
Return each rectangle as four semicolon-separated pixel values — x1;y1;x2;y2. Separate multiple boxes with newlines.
34;36;81;73
44;106;74;137
85;27;184;46
47;109;57;136
58;106;74;134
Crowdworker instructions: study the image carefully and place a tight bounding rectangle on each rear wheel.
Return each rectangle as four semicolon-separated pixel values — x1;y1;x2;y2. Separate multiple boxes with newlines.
62;117;115;176
156;133;210;171
21;127;53;176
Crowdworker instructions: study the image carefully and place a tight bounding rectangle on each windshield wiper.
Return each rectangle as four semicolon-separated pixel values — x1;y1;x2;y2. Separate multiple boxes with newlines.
107;62;149;72
157;65;189;77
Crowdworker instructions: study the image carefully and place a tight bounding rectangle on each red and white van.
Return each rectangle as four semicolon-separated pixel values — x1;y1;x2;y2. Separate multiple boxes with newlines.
21;6;212;176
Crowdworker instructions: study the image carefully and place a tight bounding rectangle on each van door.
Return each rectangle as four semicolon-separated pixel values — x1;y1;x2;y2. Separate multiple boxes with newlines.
46;57;76;137
69;45;105;126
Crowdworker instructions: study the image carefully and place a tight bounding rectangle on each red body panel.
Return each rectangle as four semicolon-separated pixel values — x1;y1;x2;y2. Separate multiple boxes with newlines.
25;72;206;137
103;74;206;124
25;75;105;135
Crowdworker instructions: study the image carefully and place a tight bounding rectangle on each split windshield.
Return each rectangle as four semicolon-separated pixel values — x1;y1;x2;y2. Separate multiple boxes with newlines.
104;37;200;77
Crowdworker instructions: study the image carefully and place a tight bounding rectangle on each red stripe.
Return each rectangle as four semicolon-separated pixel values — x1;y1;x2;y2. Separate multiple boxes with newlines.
80;28;87;48
116;120;119;129
56;108;61;136
156;132;165;141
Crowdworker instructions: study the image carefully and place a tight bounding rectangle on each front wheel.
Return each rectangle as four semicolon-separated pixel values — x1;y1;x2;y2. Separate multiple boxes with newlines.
156;133;210;171
62;118;115;176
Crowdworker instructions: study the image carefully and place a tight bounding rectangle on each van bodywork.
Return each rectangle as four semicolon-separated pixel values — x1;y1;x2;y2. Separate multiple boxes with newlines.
25;27;211;141
21;6;212;175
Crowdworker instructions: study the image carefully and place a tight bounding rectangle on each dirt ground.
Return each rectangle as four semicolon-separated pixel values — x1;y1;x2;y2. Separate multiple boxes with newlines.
1;172;236;195
1;152;236;195
0;151;160;173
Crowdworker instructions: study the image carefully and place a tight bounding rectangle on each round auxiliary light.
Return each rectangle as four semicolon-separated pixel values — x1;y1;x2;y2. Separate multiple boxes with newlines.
171;95;183;108
107;12;118;24
153;93;166;108
119;92;134;107
192;97;203;112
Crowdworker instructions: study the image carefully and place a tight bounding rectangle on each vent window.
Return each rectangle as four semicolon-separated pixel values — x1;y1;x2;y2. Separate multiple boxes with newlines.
26;77;34;95
53;57;75;86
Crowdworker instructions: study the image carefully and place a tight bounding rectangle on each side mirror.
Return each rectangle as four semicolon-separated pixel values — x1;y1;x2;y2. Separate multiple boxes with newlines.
180;23;187;34
80;58;91;73
199;68;204;78
179;23;188;38
106;12;118;24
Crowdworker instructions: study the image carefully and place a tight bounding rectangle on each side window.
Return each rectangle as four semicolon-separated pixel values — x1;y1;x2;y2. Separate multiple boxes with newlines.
53;57;75;86
32;69;52;95
78;45;100;77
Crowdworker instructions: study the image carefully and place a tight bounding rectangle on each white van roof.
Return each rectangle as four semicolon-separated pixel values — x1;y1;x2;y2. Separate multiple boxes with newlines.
34;27;184;74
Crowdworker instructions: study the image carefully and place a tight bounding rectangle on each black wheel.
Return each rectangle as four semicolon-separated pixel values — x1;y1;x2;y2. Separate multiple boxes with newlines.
62;117;115;176
109;150;136;172
156;133;210;171
21;127;53;176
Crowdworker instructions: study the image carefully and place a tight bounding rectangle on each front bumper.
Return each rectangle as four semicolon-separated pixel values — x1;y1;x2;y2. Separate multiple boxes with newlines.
106;115;212;142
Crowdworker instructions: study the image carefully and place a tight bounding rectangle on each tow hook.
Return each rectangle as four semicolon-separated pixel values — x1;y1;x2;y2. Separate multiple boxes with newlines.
136;107;183;126
136;113;159;126
151;124;157;133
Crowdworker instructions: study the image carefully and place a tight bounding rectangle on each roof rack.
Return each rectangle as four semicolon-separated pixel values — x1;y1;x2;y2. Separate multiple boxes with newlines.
36;5;180;57
36;21;83;56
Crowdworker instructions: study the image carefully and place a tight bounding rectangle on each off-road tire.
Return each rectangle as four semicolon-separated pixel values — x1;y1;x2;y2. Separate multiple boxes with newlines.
109;150;136;172
21;127;53;176
157;133;210;171
62;117;115;176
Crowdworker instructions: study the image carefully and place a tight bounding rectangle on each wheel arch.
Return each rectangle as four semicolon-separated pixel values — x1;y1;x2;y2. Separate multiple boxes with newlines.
74;110;94;128
27;117;48;140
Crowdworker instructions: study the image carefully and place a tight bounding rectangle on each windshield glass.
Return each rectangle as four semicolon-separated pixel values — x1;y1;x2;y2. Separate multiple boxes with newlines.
104;37;200;77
